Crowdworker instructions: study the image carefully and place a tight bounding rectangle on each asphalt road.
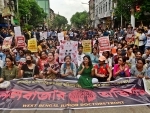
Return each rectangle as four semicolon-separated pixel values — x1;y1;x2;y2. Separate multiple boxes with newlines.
0;106;150;113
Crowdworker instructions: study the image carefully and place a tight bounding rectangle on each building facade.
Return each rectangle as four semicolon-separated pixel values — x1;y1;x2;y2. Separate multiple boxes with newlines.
94;0;113;29
36;0;50;28
89;0;95;28
36;0;50;17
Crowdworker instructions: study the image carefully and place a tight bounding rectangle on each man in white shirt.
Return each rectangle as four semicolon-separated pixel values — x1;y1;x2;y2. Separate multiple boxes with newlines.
145;28;150;49
77;45;85;67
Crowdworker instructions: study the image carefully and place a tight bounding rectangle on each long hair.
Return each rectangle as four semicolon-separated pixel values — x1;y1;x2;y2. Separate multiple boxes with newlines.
83;55;92;66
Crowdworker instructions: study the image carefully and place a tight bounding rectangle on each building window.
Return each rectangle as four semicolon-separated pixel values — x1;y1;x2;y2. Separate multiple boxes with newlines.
106;2;107;12
109;0;111;10
101;6;102;13
103;4;105;13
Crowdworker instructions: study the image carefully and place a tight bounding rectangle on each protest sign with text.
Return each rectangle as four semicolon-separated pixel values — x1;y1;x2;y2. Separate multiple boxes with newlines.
15;36;25;48
82;40;92;53
28;38;38;52
98;37;111;53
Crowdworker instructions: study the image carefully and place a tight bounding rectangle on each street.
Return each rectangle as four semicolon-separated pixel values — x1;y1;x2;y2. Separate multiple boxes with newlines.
0;106;150;113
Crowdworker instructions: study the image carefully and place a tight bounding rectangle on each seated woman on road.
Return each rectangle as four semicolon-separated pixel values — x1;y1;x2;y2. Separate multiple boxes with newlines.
77;55;98;89
113;56;130;79
0;56;18;82
18;55;39;79
94;56;112;82
89;47;99;66
60;55;77;80
130;58;147;78
37;51;48;71
43;52;60;79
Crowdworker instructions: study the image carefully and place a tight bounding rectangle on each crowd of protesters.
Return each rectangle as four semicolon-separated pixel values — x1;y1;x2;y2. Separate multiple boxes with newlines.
0;24;150;88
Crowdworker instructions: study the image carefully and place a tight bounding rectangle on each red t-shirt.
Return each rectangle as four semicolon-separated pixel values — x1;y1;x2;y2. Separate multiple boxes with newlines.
94;64;109;76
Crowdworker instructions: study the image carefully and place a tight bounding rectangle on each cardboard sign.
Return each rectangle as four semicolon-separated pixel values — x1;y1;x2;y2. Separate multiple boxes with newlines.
82;40;92;53
98;37;111;53
16;36;25;48
58;33;64;42
14;26;22;36
28;38;37;52
2;37;12;49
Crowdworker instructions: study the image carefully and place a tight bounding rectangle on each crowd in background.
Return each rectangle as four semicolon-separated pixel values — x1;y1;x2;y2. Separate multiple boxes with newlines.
0;24;150;88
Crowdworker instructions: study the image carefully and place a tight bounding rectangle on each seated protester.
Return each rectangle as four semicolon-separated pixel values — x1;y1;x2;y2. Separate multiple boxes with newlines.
94;56;112;82
126;46;135;67
77;55;98;89
38;40;44;53
77;45;85;67
0;56;18;82
102;51;112;69
15;49;25;63
50;46;59;62
18;55;39;78
43;52;60;79
60;55;77;80
37;51;48;71
89;47;99;66
25;50;32;57
130;58;147;78
0;49;11;67
131;50;143;66
142;48;150;60
113;56;130;79
146;57;150;79
113;48;122;65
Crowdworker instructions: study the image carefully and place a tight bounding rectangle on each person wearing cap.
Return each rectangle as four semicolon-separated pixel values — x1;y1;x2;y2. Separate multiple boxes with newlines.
94;55;112;82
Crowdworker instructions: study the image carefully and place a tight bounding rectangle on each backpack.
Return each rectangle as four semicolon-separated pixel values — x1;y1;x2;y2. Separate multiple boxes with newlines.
63;63;74;74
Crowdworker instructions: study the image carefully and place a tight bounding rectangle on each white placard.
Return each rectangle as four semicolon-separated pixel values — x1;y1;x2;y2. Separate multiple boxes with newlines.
14;26;22;36
58;33;64;42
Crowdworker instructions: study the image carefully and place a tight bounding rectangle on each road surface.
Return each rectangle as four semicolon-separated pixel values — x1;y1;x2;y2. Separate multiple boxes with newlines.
0;106;150;113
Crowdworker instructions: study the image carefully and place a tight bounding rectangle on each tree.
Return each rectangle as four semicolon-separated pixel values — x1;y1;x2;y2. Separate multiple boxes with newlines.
114;0;150;25
70;11;89;28
52;14;68;29
18;0;47;27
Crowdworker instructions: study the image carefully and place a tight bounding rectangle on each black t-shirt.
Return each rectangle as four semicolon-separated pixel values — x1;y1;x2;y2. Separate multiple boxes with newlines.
21;64;39;78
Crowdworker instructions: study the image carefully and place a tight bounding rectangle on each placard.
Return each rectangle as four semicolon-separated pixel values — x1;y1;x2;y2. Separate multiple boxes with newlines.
58;33;64;42
98;37;111;53
14;26;22;36
2;37;12;49
16;36;25;48
82;40;91;53
59;40;78;64
28;38;37;52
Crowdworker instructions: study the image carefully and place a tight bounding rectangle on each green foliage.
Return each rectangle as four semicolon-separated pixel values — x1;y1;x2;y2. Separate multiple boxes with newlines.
70;11;89;28
114;0;150;23
52;15;68;29
18;0;47;28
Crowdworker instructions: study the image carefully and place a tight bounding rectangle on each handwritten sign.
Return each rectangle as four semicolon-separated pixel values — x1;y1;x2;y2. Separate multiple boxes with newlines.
28;38;37;52
82;40;91;53
98;37;110;53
